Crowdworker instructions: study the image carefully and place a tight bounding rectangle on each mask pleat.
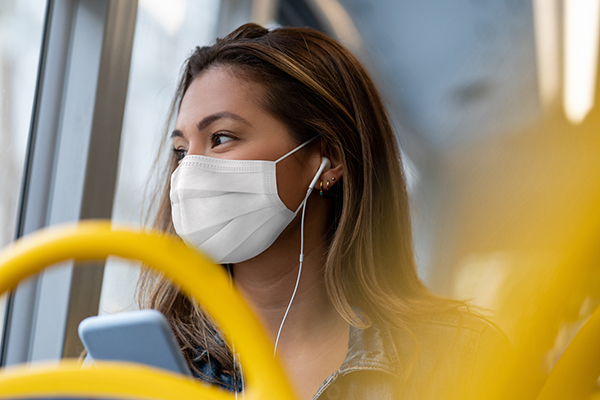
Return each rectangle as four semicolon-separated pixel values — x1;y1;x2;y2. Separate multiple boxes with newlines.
203;208;295;263
174;161;276;195
172;191;286;231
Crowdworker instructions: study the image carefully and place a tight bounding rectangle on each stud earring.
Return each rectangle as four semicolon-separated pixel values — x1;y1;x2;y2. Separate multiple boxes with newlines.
326;181;330;191
319;181;323;196
331;177;336;182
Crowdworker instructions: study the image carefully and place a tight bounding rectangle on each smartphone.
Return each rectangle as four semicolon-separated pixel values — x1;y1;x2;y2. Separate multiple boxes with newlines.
78;309;192;376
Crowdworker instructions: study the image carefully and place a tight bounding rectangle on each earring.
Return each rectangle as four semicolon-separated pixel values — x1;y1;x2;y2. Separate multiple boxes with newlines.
331;177;336;182
319;181;323;196
326;181;330;191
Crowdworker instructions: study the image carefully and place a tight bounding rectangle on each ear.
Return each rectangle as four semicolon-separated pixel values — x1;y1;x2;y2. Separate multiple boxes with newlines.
321;143;343;188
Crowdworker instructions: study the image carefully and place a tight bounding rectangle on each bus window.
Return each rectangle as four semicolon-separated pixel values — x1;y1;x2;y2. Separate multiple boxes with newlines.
0;0;47;352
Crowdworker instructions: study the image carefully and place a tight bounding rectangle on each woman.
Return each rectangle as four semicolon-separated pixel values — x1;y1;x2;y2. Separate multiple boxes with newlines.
138;23;506;400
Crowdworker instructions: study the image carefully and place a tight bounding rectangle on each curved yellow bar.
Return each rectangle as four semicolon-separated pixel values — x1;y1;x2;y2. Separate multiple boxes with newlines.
536;302;600;400
0;360;231;400
0;221;297;400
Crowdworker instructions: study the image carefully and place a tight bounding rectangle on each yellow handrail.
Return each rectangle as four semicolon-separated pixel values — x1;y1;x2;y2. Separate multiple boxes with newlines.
0;221;297;400
536;302;600;400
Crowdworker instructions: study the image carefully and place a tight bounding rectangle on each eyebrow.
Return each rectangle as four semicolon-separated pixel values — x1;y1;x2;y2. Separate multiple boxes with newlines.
170;111;250;138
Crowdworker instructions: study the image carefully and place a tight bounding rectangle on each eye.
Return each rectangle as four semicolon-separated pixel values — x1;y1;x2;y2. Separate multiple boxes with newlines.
211;132;235;148
172;147;187;162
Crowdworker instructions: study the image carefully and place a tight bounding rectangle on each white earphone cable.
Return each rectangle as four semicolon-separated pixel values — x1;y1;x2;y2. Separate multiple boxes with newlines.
273;187;312;356
273;156;329;356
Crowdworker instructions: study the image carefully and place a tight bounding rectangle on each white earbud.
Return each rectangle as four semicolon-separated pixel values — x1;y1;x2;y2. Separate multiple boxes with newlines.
309;157;331;190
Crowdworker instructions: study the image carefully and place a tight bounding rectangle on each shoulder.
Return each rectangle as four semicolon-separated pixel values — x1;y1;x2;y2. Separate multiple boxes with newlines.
388;311;510;399
414;311;508;351
389;310;509;355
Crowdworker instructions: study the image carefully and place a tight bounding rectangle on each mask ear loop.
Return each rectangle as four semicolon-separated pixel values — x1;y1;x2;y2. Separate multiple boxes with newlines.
274;135;320;163
274;157;331;357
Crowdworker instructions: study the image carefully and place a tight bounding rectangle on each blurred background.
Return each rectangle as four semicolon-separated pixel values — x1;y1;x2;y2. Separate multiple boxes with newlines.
1;0;600;397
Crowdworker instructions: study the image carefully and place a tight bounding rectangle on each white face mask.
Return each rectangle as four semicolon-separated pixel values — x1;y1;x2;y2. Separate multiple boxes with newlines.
170;138;323;264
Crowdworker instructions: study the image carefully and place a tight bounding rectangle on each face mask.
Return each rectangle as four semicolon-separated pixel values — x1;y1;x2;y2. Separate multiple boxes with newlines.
170;137;325;264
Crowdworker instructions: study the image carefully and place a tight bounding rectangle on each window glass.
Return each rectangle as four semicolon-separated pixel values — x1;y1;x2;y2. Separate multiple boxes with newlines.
0;0;47;347
99;0;221;315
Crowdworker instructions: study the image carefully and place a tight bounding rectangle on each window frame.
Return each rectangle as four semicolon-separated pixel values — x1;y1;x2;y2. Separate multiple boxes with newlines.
1;0;138;365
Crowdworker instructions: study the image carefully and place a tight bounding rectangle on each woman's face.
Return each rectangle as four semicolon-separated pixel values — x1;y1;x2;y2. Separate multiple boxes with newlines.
172;66;321;211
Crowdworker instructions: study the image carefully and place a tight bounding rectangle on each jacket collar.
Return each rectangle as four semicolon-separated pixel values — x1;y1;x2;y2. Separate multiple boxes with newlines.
338;321;402;378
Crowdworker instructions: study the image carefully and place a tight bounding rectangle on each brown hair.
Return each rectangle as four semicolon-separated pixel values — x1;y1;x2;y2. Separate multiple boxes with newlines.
138;23;463;387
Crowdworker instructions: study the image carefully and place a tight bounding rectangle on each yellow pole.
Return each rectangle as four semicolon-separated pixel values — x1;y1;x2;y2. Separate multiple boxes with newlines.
0;221;297;400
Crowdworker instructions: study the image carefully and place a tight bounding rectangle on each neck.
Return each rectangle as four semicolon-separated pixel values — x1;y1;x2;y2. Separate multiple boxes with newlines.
231;194;350;400
231;194;344;347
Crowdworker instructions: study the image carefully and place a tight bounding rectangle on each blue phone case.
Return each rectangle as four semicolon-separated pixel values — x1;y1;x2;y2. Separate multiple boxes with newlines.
78;309;192;376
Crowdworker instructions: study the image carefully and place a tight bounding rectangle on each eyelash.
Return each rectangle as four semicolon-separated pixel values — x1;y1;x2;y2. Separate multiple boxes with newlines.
171;132;235;161
210;132;235;147
172;148;186;162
